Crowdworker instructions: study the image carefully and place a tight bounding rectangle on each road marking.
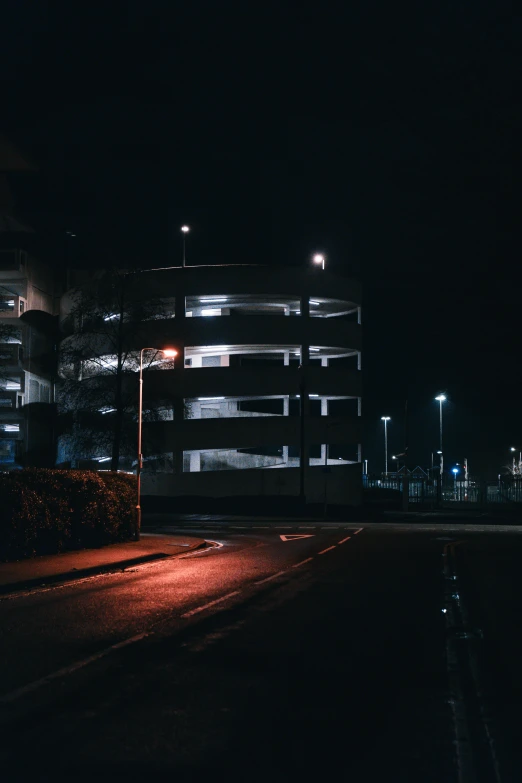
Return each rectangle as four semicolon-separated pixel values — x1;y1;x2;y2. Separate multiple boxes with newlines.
254;570;289;585
179;541;222;558
292;558;313;568
338;536;352;544
318;545;336;555
0;632;149;704
280;534;314;541
353;527;363;534
299;526;315;529
181;590;241;618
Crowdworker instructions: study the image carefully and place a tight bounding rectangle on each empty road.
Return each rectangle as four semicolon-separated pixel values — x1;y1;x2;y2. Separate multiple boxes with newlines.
1;520;522;782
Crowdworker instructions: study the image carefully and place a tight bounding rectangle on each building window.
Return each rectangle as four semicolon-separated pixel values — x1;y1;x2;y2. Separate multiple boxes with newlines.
185;396;290;419
183;445;290;472
185;294;299;317
0;439;16;464
0;423;20;433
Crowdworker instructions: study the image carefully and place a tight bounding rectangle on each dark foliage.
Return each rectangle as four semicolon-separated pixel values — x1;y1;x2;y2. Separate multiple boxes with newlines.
0;469;136;561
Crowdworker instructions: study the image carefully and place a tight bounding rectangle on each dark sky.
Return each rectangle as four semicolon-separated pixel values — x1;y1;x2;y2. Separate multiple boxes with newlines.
2;0;522;477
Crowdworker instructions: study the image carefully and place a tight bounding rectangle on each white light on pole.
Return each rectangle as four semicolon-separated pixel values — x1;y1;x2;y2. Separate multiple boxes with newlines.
181;225;190;267
136;347;177;540
392;455;400;475
381;416;391;476
435;395;446;477
313;253;325;270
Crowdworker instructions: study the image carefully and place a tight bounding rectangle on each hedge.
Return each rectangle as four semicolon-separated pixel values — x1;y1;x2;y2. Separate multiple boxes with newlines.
0;469;136;561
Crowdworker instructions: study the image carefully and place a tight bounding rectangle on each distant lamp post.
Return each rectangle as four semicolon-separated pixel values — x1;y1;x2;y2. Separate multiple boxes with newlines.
181;225;190;267
435;395;446;476
392;455;400;475
381;416;391;476
313;253;325;270
510;447;521;475
136;347;177;540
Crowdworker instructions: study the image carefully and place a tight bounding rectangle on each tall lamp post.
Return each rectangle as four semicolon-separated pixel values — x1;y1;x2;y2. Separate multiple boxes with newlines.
313;253;325;270
435;395;446;477
181;225;190;267
381;416;391;477
510;447;521;475
136;347;177;540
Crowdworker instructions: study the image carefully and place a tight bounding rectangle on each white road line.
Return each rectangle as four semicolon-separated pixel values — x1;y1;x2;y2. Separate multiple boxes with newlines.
338;536;352;544
0;632;148;704
298;526;315;529
181;590;241;618
292;558;313;568
353;527;363;534
318;545;336;555
254;570;289;585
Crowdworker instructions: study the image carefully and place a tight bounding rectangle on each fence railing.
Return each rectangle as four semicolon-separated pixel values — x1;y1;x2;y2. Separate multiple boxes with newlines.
363;475;522;505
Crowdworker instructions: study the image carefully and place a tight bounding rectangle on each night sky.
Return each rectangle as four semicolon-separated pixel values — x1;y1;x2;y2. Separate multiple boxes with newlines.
2;1;521;478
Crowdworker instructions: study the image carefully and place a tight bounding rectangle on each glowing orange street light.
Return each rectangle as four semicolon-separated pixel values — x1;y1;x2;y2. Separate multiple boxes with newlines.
136;347;177;539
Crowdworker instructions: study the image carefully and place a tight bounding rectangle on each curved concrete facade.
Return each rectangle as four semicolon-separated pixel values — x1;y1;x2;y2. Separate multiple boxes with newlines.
59;264;362;505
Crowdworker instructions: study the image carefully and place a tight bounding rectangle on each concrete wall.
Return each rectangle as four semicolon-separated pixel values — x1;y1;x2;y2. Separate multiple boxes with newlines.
143;462;362;505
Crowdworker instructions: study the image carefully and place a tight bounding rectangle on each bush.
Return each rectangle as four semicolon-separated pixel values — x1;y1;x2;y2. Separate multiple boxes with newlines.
0;469;136;561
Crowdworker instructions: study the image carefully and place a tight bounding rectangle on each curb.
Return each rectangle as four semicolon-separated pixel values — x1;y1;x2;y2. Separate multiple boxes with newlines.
0;540;208;597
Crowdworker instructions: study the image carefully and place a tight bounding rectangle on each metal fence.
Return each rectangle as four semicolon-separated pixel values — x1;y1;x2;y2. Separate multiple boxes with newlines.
363;475;522;506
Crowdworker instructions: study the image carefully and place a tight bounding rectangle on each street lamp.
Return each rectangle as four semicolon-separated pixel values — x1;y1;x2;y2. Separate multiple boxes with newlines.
435;395;446;476
381;416;391;476
313;253;325;270
510;447;521;474
181;225;190;267
392;455;400;475
136;347;177;540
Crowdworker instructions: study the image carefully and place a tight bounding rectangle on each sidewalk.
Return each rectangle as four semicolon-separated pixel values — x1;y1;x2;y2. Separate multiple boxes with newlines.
0;533;207;596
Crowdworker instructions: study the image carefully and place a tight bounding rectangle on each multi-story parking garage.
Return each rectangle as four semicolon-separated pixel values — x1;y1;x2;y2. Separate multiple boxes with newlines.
59;264;362;505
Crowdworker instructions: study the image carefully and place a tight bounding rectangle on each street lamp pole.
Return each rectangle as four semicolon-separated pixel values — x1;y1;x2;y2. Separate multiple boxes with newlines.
136;347;177;541
381;416;391;477
435;395;446;477
313;253;325;270
181;225;190;267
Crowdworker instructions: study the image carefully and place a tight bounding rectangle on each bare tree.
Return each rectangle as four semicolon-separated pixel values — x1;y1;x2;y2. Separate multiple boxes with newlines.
58;269;176;471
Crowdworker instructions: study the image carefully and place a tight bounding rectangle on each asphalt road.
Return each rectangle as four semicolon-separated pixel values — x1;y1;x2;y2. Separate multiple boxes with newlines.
1;521;522;782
